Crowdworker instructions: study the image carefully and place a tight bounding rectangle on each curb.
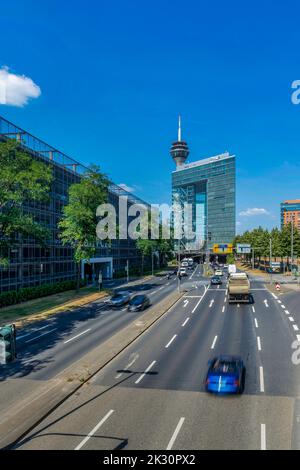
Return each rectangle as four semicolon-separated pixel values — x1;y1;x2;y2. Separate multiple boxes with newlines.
0;289;185;449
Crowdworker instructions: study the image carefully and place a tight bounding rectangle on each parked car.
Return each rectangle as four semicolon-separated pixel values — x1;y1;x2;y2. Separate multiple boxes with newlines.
127;294;150;312
215;269;223;276
109;291;131;308
205;355;245;394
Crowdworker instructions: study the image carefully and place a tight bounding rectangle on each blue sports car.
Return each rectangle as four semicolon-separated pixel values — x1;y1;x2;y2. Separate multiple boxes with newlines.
205;356;245;394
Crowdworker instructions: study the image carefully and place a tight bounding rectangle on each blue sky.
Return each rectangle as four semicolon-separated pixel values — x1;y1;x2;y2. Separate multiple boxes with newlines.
1;0;300;234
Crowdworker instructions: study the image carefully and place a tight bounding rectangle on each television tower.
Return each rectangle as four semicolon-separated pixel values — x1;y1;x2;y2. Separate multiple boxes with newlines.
170;115;189;168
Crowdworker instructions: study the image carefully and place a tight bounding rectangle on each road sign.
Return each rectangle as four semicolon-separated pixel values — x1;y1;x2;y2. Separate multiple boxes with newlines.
275;283;281;291
213;243;233;254
237;243;251;254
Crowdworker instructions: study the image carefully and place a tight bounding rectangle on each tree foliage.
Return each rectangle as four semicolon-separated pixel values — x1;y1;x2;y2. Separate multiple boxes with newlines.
233;224;300;260
58;165;110;290
0;140;53;265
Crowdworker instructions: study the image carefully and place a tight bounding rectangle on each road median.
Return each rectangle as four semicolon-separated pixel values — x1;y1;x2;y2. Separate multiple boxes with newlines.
0;288;184;449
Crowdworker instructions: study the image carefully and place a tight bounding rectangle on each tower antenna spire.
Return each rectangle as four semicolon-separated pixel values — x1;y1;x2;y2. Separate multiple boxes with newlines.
178;114;181;142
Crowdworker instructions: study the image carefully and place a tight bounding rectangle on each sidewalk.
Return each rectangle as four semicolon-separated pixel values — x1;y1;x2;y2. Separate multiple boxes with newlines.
236;262;299;284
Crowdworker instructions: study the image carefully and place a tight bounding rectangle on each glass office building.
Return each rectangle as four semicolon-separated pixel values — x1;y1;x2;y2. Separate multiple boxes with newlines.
172;152;236;252
0;116;149;292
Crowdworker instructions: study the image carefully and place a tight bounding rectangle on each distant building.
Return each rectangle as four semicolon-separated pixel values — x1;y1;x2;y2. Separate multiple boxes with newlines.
281;200;300;230
171;116;236;253
0;116;149;292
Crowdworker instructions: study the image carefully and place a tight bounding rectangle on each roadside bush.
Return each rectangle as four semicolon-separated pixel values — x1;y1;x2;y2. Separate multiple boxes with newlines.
0;279;85;309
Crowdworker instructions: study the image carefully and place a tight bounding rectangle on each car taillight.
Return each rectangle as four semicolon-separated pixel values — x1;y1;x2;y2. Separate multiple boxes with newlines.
206;378;210;385
234;379;240;386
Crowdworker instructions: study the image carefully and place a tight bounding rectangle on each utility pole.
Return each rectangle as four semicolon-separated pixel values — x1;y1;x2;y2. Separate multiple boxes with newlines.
252;248;255;270
126;259;129;283
269;237;273;284
151;249;154;276
291;219;294;273
177;242;181;292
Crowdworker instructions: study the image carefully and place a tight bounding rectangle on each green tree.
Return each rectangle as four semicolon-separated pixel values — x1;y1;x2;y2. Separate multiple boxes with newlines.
59;165;109;291
136;238;156;275
0;140;53;266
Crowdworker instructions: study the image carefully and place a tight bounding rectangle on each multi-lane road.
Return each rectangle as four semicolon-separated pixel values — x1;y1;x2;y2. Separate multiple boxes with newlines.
0;270;189;383
7;264;300;450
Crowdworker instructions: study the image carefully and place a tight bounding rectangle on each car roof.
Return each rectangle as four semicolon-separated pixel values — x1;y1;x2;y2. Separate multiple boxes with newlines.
213;355;242;363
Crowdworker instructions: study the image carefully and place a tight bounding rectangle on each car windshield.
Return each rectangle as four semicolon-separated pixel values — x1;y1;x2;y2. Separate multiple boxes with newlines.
212;360;237;374
111;295;123;301
130;296;144;305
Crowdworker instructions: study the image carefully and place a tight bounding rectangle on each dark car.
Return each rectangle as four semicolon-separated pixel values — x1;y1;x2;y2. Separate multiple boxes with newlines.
211;276;222;285
205;356;245;394
127;294;150;312
109;291;131;308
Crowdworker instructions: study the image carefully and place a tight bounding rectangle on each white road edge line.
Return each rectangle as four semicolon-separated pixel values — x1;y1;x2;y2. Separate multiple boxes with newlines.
25;328;57;343
289;317;295;322
165;334;177;349
252;306;255;313
261;423;266;450
277;300;282;304
285;310;290;314
64;328;91;344
18;327;52;340
135;361;156;384
293;325;299;331
271;293;278;299
260;366;265;393
166;417;185;450
191;285;209;313
222;306;225;313
75;410;114;450
254;318;258;328
297;335;300;342
182;318;190;327
257;336;262;351
211;335;218;349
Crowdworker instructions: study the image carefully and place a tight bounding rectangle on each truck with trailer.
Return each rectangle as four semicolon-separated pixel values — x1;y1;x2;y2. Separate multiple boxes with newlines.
228;273;251;304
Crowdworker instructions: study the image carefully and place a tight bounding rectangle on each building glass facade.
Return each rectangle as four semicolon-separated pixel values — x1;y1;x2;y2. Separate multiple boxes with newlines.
0;116;149;292
172;152;236;251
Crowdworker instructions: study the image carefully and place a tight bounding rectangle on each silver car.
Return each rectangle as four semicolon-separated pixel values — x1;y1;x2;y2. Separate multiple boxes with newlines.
109;291;131;308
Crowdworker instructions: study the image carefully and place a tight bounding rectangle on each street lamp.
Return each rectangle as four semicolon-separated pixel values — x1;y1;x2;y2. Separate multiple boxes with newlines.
291;219;294;273
151;249;154;276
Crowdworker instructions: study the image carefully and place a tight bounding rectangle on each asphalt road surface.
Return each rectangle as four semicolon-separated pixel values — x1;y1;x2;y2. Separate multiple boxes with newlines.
12;270;300;450
0;267;199;381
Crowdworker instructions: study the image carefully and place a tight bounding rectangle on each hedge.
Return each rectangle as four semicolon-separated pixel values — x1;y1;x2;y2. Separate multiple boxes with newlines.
0;279;85;309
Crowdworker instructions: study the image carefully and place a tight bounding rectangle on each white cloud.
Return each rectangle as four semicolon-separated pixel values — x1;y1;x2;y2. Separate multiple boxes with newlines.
236;221;241;226
0;66;41;107
118;183;135;193
239;208;270;217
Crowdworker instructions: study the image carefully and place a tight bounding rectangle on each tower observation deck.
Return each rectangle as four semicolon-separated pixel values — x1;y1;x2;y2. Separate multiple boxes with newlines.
170;115;189;168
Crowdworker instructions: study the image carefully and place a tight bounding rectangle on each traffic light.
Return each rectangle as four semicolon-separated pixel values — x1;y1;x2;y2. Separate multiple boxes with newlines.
0;324;17;364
